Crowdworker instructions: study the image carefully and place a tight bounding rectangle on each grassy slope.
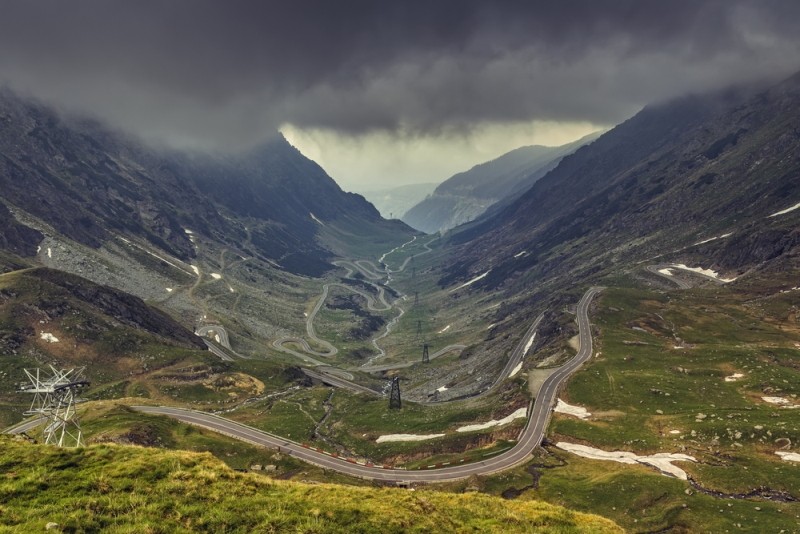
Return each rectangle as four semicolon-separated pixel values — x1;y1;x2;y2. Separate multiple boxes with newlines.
523;272;800;533
0;437;621;533
0;266;284;428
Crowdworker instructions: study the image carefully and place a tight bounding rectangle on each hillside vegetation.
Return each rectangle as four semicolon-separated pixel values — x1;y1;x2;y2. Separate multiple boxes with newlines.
0;437;621;533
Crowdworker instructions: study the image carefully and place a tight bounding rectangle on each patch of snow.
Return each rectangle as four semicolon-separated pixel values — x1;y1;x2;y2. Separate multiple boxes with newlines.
769;201;800;218
210;273;222;280
228;286;235;293
47;247;52;258
657;268;674;276
762;396;800;408
214;334;220;343
436;386;448;393
36;246;41;254
183;229;194;235
724;373;744;382
522;332;537;357
438;324;451;334
508;362;523;378
118;237;194;275
376;433;445;443
776;451;800;463
40;332;59;343
487;323;496;330
309;212;325;226
165;288;173;293
554;399;591;420
669;430;681;435
672;264;736;283
693;233;733;246
450;270;491;292
555;442;696;480
456;407;527;433
191;265;200;276
303;312;308;318
514;251;527;258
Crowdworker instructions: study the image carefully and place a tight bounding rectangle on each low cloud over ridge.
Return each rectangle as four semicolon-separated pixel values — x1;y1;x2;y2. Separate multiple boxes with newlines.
1;1;798;152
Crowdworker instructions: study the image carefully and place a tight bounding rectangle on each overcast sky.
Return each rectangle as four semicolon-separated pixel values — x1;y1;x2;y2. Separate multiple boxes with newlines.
1;1;799;191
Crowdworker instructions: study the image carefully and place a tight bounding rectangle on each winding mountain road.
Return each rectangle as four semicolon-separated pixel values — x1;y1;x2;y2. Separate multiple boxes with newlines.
491;313;544;389
4;416;45;435
273;235;436;368
132;287;602;483
645;265;692;289
300;368;381;397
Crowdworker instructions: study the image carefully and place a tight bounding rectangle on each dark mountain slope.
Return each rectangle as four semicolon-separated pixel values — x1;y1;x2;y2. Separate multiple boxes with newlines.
0;89;411;276
360;182;438;219
0;202;41;257
442;74;800;296
402;133;599;233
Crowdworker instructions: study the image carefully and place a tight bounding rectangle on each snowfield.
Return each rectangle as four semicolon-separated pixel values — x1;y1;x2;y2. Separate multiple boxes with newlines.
522;332;537;357
40;333;59;343
762;396;800;408
450;270;491;292
693;232;732;246
554;399;591;420
456;407;527;433
376;433;445;443
671;263;736;283
555;442;696;479
776;451;800;463
769;201;800;218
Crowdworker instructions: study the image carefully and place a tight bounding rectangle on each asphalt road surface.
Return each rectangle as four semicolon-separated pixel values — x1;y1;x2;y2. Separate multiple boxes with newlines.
196;324;246;361
645;265;692;289
301;368;382;397
133;287;602;484
4;416;45;435
491;312;544;389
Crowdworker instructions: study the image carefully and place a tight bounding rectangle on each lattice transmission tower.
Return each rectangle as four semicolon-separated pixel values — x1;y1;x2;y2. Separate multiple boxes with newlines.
20;366;89;447
422;342;430;364
388;376;402;409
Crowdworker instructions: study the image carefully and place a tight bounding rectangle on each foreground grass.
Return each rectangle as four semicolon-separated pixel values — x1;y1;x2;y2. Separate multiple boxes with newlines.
0;437;620;533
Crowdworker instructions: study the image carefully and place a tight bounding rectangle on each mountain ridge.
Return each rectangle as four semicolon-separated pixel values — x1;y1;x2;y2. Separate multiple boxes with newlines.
402;132;600;233
0;88;412;277
441;74;800;297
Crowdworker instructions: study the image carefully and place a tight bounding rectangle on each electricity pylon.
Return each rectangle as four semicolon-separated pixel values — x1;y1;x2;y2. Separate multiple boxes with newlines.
20;366;89;447
389;377;401;409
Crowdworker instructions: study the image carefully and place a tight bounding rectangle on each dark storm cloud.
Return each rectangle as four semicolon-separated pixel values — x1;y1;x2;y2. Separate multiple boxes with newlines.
0;0;798;149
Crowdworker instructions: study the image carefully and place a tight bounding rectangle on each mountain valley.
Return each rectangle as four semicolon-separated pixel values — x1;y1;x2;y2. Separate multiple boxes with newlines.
1;69;800;533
